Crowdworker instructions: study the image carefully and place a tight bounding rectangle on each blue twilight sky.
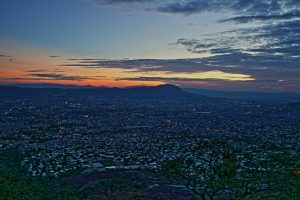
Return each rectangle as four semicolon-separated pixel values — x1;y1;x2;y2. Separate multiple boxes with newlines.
0;0;235;58
0;0;300;91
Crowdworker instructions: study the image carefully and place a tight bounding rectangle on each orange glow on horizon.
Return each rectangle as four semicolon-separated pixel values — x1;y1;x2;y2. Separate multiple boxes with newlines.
0;69;165;87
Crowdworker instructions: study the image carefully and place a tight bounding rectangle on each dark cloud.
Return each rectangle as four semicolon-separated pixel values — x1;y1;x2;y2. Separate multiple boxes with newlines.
174;19;300;59
52;69;66;73
1;72;106;83
220;10;300;23
26;69;68;73
49;55;60;58
118;76;300;84
158;0;299;20
0;54;13;58
67;58;106;61
156;1;223;15
28;73;89;81
90;0;299;23
26;70;46;73
27;72;107;81
117;76;243;82
62;53;300;83
63;58;215;73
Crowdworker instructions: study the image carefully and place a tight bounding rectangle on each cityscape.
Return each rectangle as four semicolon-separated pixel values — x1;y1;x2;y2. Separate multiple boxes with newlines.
0;85;299;199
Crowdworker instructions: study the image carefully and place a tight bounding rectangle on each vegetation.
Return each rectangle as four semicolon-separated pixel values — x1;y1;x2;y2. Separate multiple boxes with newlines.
0;148;86;200
161;139;300;200
1;140;299;200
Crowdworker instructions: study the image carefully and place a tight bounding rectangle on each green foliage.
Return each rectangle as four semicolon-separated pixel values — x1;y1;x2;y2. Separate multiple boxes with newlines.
0;148;23;174
160;139;300;200
0;170;86;200
100;158;117;167
0;172;47;200
160;157;185;178
0;148;87;200
48;185;87;200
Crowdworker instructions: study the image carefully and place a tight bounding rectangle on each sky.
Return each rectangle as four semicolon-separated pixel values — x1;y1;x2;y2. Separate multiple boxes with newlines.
0;0;299;92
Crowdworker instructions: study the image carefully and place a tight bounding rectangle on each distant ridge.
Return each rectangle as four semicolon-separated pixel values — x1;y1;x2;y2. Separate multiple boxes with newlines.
184;87;300;103
2;84;299;103
0;84;190;99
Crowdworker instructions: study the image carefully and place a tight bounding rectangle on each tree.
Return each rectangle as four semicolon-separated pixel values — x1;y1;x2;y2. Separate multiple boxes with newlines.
161;139;237;200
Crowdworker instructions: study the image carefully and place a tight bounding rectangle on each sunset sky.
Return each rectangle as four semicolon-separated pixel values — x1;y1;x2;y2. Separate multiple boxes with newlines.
0;0;299;92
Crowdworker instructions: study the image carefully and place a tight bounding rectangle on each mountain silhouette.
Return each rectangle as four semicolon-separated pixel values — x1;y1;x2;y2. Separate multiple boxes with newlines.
0;84;190;99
